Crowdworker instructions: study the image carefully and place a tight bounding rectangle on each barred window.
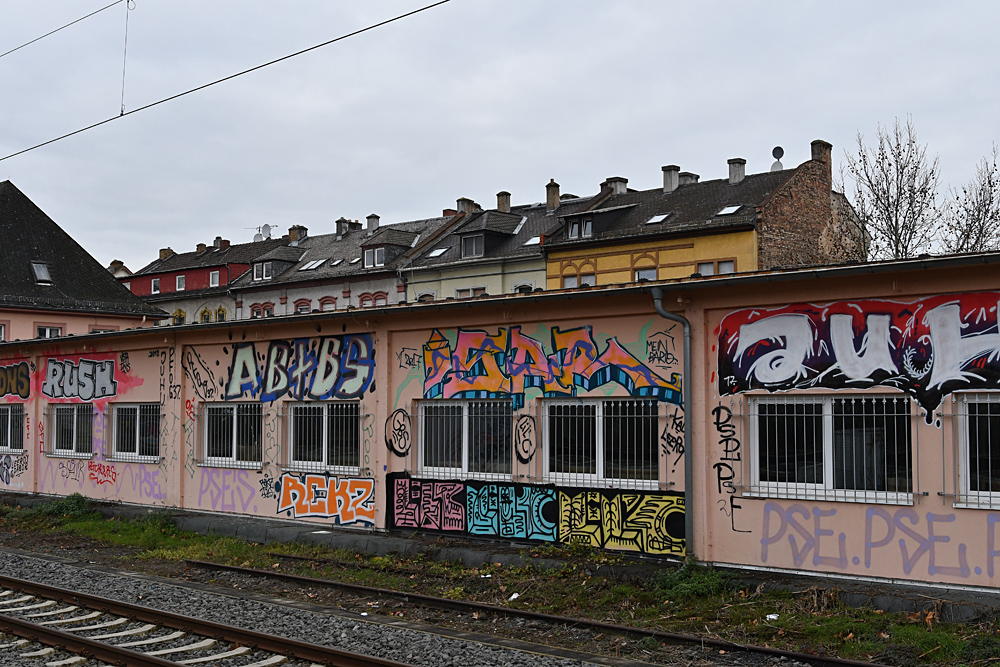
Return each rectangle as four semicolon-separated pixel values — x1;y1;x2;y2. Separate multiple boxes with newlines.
0;404;25;452
112;404;160;460
52;404;94;456
543;398;659;487
419;400;512;478
287;402;360;473
750;395;912;502
958;393;1000;507
203;403;262;467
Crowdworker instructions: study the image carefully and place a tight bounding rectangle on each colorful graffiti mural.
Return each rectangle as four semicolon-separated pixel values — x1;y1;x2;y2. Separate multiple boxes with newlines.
719;292;1000;420
0;361;30;400
423;326;681;410
276;473;375;526
223;335;375;402
42;358;117;401
387;474;685;555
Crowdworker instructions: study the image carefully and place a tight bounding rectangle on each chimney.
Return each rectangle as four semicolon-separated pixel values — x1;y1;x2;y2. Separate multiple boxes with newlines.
336;217;350;237
213;236;222;248
497;191;511;213
811;139;832;164
457;198;476;215
288;225;308;243
662;165;680;193
366;213;380;235
728;158;746;184
159;247;174;261
108;259;124;272
546;179;560;212
219;239;230;250
678;172;700;186
196;243;207;253
604;176;628;196
443;208;458;217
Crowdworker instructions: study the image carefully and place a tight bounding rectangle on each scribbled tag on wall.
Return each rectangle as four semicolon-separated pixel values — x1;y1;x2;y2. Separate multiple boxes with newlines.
718;292;1000;419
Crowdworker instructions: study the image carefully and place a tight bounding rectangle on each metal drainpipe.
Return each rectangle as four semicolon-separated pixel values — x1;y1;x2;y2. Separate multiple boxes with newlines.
651;286;694;558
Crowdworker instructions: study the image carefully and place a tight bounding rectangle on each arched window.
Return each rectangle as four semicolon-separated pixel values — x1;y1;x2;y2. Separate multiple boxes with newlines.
293;299;311;314
172;310;186;325
262;303;274;318
359;294;373;308
416;292;435;303
513;284;533;294
200;309;212;323
216;307;226;322
319;296;336;312
373;292;388;307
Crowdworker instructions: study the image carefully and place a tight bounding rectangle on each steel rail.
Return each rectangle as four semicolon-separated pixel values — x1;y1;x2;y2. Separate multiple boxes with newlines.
0;573;411;667
0;613;177;667
186;559;885;667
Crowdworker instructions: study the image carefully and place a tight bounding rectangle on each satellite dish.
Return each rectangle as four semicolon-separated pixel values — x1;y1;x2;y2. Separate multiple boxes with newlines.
770;146;784;172
253;233;263;242
261;224;272;239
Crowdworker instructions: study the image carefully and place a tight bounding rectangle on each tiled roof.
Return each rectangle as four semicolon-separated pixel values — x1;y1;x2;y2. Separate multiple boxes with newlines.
543;170;794;248
364;226;419;248
230;214;457;290
133;238;288;274
0;181;165;317
454;210;525;235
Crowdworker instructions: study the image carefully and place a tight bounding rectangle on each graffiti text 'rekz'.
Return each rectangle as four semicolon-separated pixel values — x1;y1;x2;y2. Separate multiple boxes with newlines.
423;325;681;409
225;334;375;402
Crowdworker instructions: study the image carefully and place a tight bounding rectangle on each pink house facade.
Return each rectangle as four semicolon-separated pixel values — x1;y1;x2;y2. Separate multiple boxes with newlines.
2;251;1000;592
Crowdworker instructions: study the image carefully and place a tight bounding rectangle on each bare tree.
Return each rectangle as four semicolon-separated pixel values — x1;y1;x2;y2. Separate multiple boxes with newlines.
943;146;1000;254
842;117;941;260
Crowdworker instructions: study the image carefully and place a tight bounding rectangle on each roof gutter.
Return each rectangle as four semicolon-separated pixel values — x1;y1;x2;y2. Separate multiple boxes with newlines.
650;286;693;559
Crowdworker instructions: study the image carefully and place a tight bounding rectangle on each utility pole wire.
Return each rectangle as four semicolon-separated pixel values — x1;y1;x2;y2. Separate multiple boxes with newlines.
0;0;451;163
0;0;125;61
120;0;135;115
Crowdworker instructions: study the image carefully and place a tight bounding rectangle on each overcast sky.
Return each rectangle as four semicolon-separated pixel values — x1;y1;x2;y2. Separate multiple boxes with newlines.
2;1;998;271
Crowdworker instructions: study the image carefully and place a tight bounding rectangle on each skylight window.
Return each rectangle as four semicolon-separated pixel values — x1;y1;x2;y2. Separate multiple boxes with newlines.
646;213;671;224
717;205;742;216
428;247;448;257
330;259;343;267
350;257;361;264
523;236;541;246
297;259;327;271
31;262;51;284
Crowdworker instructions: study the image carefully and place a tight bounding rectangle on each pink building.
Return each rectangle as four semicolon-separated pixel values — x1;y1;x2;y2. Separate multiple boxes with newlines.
3;248;1000;592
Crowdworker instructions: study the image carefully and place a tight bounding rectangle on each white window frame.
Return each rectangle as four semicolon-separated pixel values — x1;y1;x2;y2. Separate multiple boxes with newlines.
542;398;660;489
0;404;25;453
109;403;161;462
286;402;361;474
364;247;385;268
295;302;311;314
176;275;185;291
201;403;263;469
418;400;513;480
151;278;160;294
209;270;220;287
747;394;913;505
956;392;1000;508
0;323;5;342
462;235;484;258
49;404;94;458
634;268;657;281
31;262;52;284
37;326;61;339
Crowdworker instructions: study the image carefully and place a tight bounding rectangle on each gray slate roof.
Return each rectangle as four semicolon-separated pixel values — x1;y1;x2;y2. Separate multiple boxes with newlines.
133;238;288;275
230;215;457;290
0;181;165;317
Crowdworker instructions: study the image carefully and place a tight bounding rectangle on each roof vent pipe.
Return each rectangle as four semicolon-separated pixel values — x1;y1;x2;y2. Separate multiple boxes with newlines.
366;214;380;235
728;158;746;184
662;165;680;193
545;180;560;212
650;286;692;558
497;191;511;213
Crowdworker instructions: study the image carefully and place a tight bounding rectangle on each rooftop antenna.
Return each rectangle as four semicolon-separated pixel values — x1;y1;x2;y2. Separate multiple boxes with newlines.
261;224;272;239
253;232;263;242
771;146;784;172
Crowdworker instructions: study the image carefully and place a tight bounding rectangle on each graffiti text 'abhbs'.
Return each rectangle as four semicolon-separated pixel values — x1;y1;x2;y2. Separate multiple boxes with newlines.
225;335;375;402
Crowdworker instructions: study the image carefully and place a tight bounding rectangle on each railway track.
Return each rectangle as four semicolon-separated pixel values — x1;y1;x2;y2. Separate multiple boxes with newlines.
186;558;885;667
0;573;411;667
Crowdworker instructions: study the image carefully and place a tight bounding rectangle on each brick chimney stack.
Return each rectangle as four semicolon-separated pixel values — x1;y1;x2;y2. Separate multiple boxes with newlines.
457;198;477;215
497;191;511;213
288;225;308;243
728;158;746;184
159;248;174;260
662;165;679;193
546;179;560;212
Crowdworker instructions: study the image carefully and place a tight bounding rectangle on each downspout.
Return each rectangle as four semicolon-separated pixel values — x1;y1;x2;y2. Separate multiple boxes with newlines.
651;286;693;558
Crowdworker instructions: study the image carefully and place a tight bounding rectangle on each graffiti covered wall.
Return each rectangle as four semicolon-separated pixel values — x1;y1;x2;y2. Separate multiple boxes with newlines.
386;474;685;555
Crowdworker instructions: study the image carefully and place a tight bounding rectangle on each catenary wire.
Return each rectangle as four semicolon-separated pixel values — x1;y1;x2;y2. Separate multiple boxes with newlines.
0;0;451;163
0;0;125;61
120;0;135;115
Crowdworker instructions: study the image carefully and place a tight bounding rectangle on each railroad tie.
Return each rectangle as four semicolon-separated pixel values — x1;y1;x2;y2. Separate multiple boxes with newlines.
177;646;252;664
64;617;129;632
0;595;34;606
5;600;57;612
243;656;288;667
20;646;56;657
38;611;102;626
24;606;78;618
45;657;87;667
0;639;29;649
145;638;218;656
88;623;157;640
116;630;186;648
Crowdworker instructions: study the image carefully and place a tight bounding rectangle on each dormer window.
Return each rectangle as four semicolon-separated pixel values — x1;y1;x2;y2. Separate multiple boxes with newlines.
568;217;592;239
462;235;484;258
253;262;273;281
364;247;385;268
31;262;52;284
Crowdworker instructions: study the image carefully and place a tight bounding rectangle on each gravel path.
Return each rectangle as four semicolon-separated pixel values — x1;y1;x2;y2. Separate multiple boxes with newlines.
0;551;598;667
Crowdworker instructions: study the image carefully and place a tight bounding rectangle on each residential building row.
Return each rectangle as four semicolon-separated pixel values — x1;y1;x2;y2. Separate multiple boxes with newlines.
116;139;862;325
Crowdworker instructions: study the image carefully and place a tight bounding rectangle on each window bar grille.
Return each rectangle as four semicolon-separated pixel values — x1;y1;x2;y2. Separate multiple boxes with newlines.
947;395;956;506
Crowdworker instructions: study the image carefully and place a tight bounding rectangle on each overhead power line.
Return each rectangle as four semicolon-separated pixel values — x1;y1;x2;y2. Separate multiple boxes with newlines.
0;0;125;61
0;0;451;164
